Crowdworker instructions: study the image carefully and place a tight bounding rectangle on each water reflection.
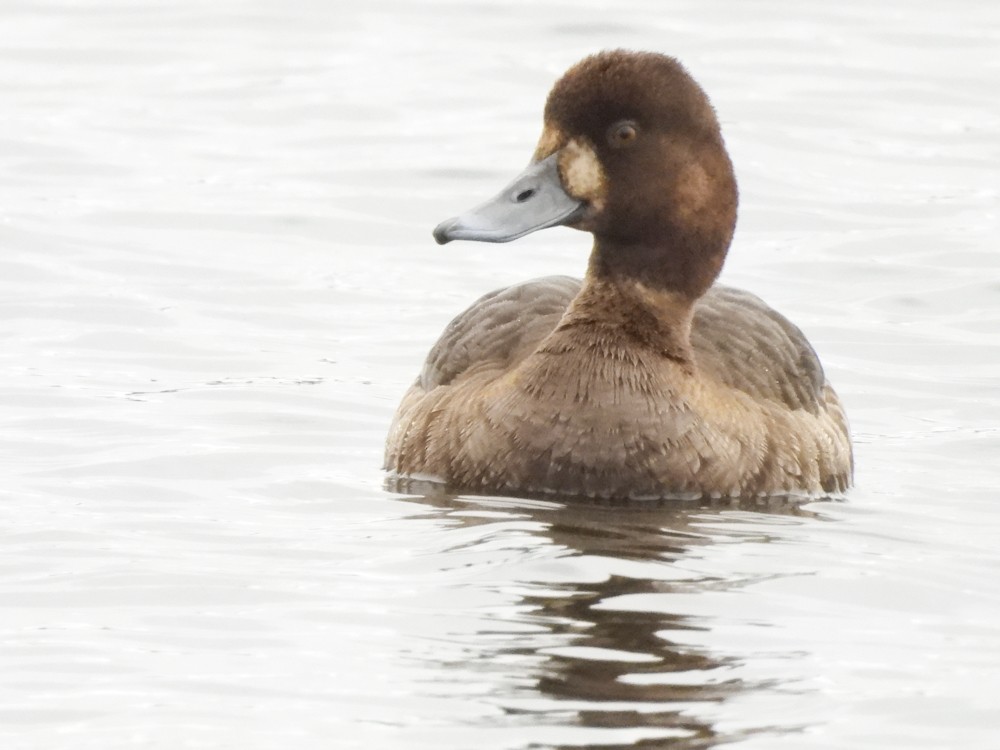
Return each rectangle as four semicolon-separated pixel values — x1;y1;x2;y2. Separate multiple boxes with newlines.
392;479;822;748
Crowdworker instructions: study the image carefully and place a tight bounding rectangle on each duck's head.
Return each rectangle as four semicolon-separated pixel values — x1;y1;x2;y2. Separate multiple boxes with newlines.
433;50;738;298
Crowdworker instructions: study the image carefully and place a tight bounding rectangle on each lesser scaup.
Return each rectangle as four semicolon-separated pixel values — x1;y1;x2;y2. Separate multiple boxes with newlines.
385;50;853;500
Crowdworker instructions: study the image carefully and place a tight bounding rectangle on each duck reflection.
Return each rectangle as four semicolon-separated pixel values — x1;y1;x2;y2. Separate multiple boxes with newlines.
390;478;822;749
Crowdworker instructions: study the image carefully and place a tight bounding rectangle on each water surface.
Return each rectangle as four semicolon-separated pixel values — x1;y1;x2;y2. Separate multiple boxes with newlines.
1;1;999;748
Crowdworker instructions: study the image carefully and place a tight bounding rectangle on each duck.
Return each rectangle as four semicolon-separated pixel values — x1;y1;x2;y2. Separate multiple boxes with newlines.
384;50;853;500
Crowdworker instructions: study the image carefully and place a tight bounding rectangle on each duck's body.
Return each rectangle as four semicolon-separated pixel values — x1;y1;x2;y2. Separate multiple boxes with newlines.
385;51;852;500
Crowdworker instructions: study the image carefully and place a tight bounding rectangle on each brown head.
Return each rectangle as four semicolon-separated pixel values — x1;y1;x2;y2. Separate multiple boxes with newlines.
433;50;738;300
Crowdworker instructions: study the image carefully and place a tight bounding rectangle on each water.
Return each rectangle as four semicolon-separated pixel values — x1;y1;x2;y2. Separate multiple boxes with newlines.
1;1;999;748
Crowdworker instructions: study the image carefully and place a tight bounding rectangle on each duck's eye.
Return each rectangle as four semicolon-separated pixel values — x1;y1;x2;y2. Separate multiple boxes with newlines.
607;120;639;148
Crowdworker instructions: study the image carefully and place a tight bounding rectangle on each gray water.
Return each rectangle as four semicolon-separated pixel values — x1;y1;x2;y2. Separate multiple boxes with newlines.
1;1;999;748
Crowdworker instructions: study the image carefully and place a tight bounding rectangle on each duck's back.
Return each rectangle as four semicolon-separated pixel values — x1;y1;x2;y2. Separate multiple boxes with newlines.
412;276;824;409
385;276;852;497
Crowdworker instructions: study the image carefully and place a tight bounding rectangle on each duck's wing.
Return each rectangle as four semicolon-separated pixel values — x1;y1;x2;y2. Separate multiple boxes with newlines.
419;275;582;389
691;286;827;414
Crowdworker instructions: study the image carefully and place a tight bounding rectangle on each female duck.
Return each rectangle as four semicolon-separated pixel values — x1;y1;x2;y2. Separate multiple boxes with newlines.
385;50;852;500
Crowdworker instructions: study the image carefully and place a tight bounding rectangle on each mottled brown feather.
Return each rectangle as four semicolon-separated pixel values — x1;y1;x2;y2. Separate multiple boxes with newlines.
386;276;852;498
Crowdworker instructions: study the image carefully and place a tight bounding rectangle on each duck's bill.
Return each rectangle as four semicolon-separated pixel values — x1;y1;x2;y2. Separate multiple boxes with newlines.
432;154;584;245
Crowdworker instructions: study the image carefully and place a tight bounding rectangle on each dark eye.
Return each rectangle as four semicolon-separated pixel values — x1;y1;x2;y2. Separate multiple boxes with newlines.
607;120;639;148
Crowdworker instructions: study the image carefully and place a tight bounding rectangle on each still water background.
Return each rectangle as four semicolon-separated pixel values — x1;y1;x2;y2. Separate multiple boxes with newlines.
1;1;998;748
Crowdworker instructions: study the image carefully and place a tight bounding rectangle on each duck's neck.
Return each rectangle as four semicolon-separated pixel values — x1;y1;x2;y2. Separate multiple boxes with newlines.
587;231;727;299
552;265;698;369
